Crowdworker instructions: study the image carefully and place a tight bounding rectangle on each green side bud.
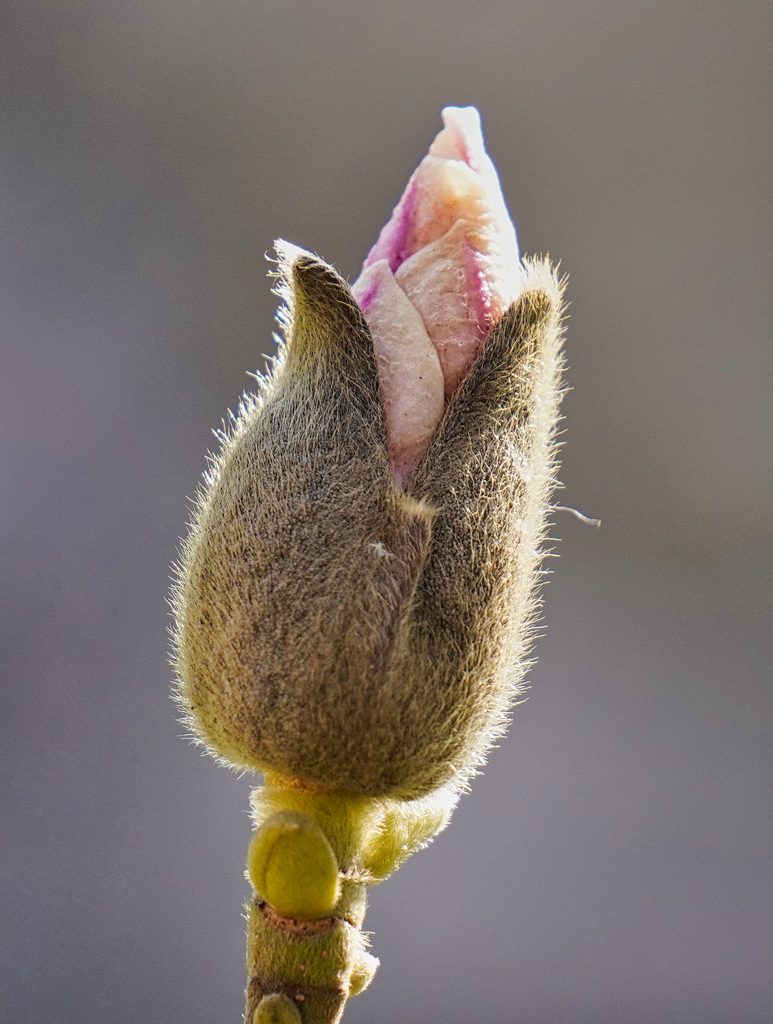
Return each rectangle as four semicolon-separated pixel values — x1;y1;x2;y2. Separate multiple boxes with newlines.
347;950;379;997
361;787;458;879
253;993;302;1024
248;810;340;920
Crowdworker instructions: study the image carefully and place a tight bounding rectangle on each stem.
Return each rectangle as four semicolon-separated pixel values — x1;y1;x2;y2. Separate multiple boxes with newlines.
243;778;458;1024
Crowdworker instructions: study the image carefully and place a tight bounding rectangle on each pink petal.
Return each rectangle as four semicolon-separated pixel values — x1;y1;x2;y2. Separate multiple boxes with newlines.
362;107;521;316
352;106;524;485
395;220;489;400
352;260;445;484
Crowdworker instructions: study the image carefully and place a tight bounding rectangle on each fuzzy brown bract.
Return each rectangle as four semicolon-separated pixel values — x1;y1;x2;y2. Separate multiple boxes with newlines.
171;247;565;800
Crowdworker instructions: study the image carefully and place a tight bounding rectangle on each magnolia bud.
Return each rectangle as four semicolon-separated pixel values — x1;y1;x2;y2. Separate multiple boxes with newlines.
171;108;564;802
172;105;567;1024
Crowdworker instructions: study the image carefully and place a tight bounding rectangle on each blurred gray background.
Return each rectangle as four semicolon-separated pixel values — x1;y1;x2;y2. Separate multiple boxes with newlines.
2;1;771;1022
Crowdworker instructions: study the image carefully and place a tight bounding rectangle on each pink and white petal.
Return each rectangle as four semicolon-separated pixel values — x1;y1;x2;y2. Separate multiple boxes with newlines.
352;260;445;483
428;105;485;164
395;220;489;400
403;156;492;258
430;106;522;309
363;155;488;274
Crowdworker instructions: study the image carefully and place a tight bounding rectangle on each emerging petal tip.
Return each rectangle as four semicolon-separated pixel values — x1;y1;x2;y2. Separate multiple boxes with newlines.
429;106;484;166
353;106;523;484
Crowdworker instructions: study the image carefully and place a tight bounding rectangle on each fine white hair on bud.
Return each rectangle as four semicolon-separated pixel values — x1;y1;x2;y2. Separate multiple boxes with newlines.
172;266;565;797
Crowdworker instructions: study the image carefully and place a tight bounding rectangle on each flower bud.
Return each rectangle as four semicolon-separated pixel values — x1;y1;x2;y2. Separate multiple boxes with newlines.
172;108;565;801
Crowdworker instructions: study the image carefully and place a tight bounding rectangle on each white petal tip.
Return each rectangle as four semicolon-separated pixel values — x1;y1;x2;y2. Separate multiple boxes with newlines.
274;239;311;267
431;107;485;167
440;106;482;133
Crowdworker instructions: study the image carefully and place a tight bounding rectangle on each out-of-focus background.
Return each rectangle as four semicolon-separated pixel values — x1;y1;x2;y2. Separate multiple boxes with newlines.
2;1;771;1022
